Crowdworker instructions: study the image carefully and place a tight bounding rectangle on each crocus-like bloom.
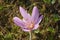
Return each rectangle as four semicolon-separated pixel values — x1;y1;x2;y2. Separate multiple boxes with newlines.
13;6;43;32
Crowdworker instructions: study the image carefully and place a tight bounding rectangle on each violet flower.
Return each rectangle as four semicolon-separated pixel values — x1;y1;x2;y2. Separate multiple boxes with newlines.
13;6;43;32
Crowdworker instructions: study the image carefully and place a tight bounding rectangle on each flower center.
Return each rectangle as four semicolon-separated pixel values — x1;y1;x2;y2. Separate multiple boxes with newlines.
29;23;34;29
25;22;34;29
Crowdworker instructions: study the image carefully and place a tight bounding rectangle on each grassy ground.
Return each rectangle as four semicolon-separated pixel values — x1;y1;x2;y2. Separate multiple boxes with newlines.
0;0;60;40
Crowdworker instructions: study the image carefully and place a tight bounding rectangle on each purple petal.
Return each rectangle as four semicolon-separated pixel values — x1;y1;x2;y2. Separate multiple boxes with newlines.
19;7;30;20
32;24;39;30
36;15;43;24
22;28;30;32
31;6;39;23
13;17;25;28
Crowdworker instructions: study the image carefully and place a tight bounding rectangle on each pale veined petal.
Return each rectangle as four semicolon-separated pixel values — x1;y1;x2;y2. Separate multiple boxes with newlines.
22;28;30;32
36;15;43;24
31;6;39;24
19;7;30;20
13;17;26;28
32;24;39;30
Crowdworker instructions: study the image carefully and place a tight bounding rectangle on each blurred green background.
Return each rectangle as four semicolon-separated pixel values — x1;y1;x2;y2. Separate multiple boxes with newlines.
0;0;60;40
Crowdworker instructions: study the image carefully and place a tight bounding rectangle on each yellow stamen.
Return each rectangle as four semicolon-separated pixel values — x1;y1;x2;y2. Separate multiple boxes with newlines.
25;22;34;29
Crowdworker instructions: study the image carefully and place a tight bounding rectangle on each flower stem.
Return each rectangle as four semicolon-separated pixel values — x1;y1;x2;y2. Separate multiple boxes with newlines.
29;31;32;40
